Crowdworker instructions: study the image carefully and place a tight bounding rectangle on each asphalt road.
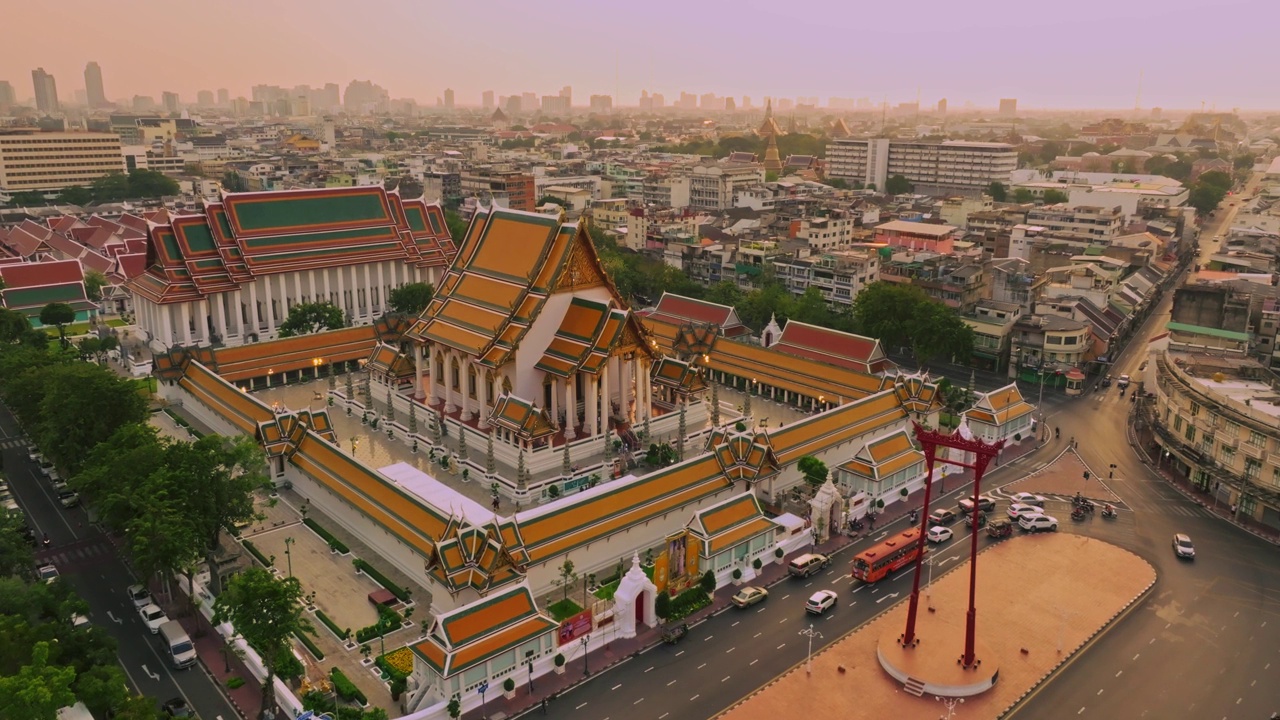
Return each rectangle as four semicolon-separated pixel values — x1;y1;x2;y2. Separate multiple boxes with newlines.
0;404;240;720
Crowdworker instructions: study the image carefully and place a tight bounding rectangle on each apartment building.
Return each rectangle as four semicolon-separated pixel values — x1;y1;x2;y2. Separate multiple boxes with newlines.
461;171;535;211
688;162;764;210
1009;313;1092;379
589;198;631;232
963;299;1023;372
795;215;859;252
643;174;691;209
879;251;987;312
0;130;125;193
1024;204;1123;242
826;138;1016;195
1146;348;1280;531
772;248;880;306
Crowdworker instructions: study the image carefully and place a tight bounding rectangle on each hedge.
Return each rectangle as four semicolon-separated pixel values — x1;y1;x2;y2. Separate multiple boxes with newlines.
668;587;711;621
353;559;410;602
355;606;403;644
296;631;325;661
330;667;367;705
243;540;272;567
304;517;349;554
316;610;349;641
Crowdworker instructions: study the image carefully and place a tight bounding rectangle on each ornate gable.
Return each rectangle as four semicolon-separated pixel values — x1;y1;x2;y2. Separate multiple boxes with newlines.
706;427;779;485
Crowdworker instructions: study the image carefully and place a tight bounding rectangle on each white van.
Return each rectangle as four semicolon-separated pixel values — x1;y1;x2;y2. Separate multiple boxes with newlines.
159;620;197;669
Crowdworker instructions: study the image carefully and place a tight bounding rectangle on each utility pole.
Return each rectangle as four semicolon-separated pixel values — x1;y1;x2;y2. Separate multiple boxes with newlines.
798;624;823;674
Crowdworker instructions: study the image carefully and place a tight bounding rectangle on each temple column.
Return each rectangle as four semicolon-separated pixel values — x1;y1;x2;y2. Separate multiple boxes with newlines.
376;264;386;314
231;289;243;338
363;265;373;321
308;270;318;303
336;268;347;319
585;374;598;438
622;357;634;422
181;303;193;346
214;297;228;342
639;358;651;421
413;343;425;400
550;377;560;423
263;275;276;333
161;304;174;347
323;269;332;306
564;374;577;440
293;272;303;311
477;365;490;430
444;349;457;413
248;283;260;337
426;347;438;406
600;361;611;432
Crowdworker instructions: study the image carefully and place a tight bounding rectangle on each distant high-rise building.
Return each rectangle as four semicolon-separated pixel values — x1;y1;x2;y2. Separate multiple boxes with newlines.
678;92;697;110
638;90;652;112
84;62;107;108
0;81;15;108
541;94;570;114
197;90;215;106
132;95;156;111
74;90;88;105
217;88;230;107
936;98;947;115
560;86;572;98
343;80;390;113
318;83;340;112
742;96;752;109
521;92;539;111
999;98;1017;117
651;92;664;109
443;88;454;109
0;130;125;193
699;92;720;110
505;95;522;113
162;91;180;113
31;68;58;112
589;94;613;113
1150;107;1162;119
482;90;494;109
778;98;793;111
725;97;736;112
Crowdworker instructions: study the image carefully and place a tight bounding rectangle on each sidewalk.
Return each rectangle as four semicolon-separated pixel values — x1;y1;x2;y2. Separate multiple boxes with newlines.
175;609;273;720
467;532;856;720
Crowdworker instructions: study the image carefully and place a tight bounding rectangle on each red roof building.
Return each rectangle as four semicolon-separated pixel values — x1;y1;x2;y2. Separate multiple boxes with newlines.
641;293;751;338
771;320;894;375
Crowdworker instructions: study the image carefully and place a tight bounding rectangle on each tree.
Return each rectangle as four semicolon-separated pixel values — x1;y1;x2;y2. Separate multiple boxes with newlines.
89;173;131;203
107;694;163;720
55;186;93;206
0;513;35;579
558;559;577;601
82;270;107;303
764;171;779;183
212;568;313;720
1198;170;1232;192
277;302;345;338
885;174;913;195
73;664;129;718
850;282;928;351
5;191;49;207
0;308;30;344
797;456;828;488
125;169;179;198
30;363;148;477
535;195;563;208
387;282;434;315
0;641;77;720
1012;188;1035;203
221;171;247;192
827;177;850;190
1042;188;1069;204
986;181;1008;202
38;303;76;348
699;570;715;594
908;300;975;368
654;591;672;620
1234;153;1256;170
446;695;462;720
1188;184;1226;215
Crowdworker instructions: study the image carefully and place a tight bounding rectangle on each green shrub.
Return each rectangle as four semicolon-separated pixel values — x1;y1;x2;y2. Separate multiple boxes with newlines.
275;651;304;680
668;587;711;620
296;631;325;660
353;559;411;602
316;610;349;641
355;606;403;644
655;591;672;620
226;676;245;689
243;540;272;567
330;667;368;705
304;517;349;554
545;598;582;622
699;570;715;594
503;677;515;692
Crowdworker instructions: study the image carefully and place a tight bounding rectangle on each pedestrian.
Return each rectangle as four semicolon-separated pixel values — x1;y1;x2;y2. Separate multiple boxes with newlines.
542;698;548;715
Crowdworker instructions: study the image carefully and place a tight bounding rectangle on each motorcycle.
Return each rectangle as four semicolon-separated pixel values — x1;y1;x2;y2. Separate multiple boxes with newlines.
908;510;919;525
1071;508;1086;521
849;518;864;532
42;533;50;548
1101;507;1117;519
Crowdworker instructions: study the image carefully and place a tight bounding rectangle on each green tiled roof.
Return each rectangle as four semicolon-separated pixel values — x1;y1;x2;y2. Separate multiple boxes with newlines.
3;285;94;316
232;192;391;233
1165;322;1249;341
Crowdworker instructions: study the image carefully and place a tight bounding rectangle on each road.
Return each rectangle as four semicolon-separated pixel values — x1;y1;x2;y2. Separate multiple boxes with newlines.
0;405;241;720
1015;176;1280;720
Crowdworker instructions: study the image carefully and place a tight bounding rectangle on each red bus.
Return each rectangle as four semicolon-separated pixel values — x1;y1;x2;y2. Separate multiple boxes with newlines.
851;528;926;583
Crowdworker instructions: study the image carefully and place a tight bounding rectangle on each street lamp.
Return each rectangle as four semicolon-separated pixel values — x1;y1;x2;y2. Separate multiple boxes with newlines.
525;649;535;693
937;696;965;719
580;634;591;676
284;537;294;578
798;623;822;675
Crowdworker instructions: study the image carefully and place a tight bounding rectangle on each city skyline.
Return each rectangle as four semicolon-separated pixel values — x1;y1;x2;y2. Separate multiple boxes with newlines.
1;0;1274;111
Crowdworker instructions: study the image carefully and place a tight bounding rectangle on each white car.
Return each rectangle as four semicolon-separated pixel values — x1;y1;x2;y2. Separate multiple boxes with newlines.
1010;492;1046;507
1018;514;1059;532
138;603;168;634
1172;533;1195;559
926;526;953;544
37;564;59;584
804;589;837;615
126;584;152;609
1117;374;1131;389
1007;503;1042;520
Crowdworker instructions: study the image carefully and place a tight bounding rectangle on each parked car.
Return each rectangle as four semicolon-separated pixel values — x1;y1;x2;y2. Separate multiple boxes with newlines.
38;460;56;477
1100;375;1112;388
731;586;769;608
1010;492;1046;507
1172;533;1195;559
986;520;1014;539
958;495;997;513
139;604;169;634
27;446;41;462
926;526;953;544
58;491;80;509
126;584;152;609
1007;503;1042;520
37;564;59;584
1018;514;1059;532
804;590;838;615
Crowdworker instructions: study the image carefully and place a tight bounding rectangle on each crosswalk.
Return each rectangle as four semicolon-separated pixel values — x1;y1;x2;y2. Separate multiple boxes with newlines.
987;482;1213;519
35;536;117;573
0;437;29;451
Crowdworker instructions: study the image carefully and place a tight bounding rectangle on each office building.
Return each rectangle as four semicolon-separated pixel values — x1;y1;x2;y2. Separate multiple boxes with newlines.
482;90;494;109
443;88;454;109
688;162;765;210
541;94;570;114
1024;204;1123;242
937;98;947;115
999;98;1017;118
217;88;230;106
826;138;1017;195
84;62;107;108
0;81;15;108
197;90;215;106
31;68;58;112
589;95;613;113
162;91;180;113
0;129;124;192
521;92;539;111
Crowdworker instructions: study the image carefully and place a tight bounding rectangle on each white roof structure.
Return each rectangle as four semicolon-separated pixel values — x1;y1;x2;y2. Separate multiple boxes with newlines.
377;462;491;526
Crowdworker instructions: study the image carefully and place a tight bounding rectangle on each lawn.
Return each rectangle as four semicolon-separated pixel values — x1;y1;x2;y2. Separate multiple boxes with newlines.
106;318;129;328
546;598;583;621
43;322;92;337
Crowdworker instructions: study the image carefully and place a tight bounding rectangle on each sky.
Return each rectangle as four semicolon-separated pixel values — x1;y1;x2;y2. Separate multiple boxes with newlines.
1;0;1272;111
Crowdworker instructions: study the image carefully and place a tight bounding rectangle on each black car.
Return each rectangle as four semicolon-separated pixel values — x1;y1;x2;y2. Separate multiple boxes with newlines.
162;698;194;718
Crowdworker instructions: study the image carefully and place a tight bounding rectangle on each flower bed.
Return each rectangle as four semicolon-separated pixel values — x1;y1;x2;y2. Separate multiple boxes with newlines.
304;517;350;554
376;646;413;681
353;558;410;602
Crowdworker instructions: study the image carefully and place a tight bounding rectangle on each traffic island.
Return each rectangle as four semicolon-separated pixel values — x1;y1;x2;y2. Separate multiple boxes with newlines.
716;533;1155;719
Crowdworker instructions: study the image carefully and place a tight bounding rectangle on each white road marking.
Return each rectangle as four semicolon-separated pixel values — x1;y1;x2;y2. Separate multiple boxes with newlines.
576;702;588;710
611;683;622;691
690;694;700;701
777;643;786;650
697;663;706;670
754;632;761;638
704;635;713;641
731;621;739;627
645;666;653;673
781;594;790;600
142;664;160;681
750;659;758;665
634;698;643;705
1115;671;1122;678
721;676;731;683
667;680;677;687
675;650;685;657
726;647;735;654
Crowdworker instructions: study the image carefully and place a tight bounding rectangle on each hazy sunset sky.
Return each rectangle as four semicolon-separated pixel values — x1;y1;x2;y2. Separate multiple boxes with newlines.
1;0;1270;110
